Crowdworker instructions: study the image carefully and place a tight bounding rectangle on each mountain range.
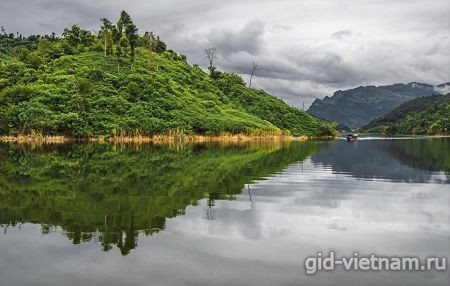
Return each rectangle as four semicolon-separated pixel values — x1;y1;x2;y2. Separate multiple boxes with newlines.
307;82;448;129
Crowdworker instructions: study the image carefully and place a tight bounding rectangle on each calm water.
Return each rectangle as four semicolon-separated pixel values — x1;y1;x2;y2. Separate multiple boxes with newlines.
0;138;449;286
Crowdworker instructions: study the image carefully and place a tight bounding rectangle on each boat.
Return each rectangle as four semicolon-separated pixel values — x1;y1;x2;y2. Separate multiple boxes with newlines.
346;133;358;141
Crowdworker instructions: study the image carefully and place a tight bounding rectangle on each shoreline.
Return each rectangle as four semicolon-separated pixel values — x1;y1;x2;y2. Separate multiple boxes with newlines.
2;134;447;144
0;134;336;144
356;133;450;138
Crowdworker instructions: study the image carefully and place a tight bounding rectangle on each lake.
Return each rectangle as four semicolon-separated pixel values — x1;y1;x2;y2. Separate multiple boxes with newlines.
0;137;448;286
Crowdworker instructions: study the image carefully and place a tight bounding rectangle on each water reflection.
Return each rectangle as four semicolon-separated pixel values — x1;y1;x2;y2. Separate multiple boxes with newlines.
311;138;449;183
0;138;448;286
0;141;320;254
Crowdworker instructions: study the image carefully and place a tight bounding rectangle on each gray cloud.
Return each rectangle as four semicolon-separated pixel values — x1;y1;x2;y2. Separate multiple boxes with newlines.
330;30;354;39
207;20;265;57
0;0;449;108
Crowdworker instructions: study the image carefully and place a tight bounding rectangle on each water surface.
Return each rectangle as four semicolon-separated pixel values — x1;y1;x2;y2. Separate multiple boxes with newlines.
0;138;449;286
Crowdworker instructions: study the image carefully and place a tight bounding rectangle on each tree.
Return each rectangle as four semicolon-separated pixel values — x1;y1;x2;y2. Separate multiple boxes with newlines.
117;11;138;61
249;61;258;88
25;52;43;69
116;35;130;72
105;30;113;56
75;78;91;112
100;18;114;56
154;36;166;53
111;25;121;44
117;11;131;35
62;25;93;48
125;22;138;61
204;47;217;72
120;36;130;57
141;32;155;69
101;18;113;31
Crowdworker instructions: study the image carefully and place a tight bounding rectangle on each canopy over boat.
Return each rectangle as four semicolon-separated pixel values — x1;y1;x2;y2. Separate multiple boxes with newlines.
346;133;358;141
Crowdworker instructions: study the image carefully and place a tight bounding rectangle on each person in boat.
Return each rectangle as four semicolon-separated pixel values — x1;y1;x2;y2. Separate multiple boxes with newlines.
346;133;358;141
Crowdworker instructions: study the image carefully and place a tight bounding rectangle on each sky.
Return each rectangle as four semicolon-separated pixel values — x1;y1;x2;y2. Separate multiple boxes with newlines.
1;0;449;107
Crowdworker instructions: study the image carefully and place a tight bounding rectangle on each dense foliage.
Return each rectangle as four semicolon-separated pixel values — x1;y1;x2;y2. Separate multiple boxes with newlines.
0;141;320;254
361;93;450;133
215;72;335;136
0;12;335;137
386;97;449;135
0;29;56;58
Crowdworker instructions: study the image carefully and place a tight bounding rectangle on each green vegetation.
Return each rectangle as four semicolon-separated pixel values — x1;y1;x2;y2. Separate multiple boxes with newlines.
0;27;52;59
0;141;320;254
385;138;450;173
0;12;335;138
361;93;450;133
386;98;449;135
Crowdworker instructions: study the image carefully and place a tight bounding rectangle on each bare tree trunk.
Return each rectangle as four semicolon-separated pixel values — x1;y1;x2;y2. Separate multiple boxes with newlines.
104;34;107;57
249;61;258;88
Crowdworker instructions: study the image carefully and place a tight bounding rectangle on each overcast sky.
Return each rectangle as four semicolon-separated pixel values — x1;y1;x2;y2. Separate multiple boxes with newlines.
1;0;449;107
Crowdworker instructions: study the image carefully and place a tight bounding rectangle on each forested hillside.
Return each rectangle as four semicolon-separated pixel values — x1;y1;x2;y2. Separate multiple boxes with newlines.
0;12;335;138
361;93;450;133
386;97;449;135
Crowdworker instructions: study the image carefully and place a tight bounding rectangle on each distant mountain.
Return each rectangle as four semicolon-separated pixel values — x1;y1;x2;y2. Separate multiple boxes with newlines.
307;82;442;129
386;95;449;135
360;93;450;133
435;82;450;94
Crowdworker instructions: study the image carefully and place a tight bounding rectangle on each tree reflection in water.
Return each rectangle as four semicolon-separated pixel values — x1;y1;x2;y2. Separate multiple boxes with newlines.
0;141;320;255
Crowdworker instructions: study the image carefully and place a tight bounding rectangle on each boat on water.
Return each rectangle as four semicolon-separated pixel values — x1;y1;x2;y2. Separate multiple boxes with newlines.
346;133;358;141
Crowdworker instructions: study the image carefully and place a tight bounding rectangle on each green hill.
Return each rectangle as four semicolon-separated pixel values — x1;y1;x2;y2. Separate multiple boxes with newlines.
361;93;450;133
386;98;449;135
0;12;335;138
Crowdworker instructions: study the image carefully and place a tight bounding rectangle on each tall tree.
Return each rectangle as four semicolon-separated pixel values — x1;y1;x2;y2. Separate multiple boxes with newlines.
125;22;138;60
100;18;114;56
117;11;138;61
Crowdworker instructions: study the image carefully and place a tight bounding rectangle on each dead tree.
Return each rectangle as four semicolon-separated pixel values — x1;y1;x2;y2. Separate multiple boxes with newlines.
249;61;258;88
204;47;217;71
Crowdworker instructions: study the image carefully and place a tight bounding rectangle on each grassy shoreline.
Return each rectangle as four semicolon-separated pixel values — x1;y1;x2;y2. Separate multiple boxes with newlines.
0;134;337;144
